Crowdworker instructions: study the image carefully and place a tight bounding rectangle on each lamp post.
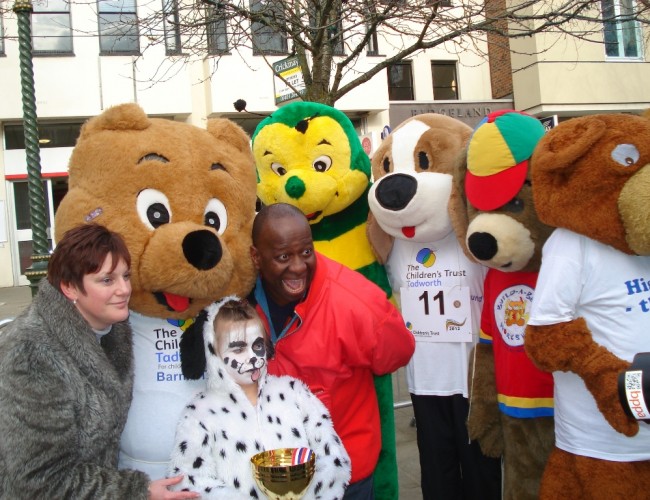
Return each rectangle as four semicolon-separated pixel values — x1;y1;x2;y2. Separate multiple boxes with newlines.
13;0;51;296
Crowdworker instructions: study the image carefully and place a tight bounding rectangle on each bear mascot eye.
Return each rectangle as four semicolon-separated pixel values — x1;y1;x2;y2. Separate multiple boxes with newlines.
136;188;171;229
204;198;228;235
611;144;639;167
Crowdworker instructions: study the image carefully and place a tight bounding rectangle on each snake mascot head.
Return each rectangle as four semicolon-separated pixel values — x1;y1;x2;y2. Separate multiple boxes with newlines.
252;101;397;499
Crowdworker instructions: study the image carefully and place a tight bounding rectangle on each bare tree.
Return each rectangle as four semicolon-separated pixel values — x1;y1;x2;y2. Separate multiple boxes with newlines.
2;0;649;105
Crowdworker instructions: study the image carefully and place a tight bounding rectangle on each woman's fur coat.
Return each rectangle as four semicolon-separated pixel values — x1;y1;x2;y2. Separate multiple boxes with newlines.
0;280;149;498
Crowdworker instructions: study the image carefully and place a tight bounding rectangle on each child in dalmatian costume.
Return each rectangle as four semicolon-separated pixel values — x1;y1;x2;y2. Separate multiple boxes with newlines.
168;298;351;498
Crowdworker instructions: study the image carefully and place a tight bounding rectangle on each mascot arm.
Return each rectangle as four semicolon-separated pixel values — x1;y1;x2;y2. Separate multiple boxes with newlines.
366;212;393;265
467;343;504;457
525;318;637;437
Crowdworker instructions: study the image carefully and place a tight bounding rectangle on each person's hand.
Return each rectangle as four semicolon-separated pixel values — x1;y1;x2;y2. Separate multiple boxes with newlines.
148;476;200;499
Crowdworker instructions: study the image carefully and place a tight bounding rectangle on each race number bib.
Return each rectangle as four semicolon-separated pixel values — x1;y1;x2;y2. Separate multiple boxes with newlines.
400;286;472;342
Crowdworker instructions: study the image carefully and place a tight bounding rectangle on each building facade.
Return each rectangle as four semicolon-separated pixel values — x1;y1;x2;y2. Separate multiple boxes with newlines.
0;0;648;286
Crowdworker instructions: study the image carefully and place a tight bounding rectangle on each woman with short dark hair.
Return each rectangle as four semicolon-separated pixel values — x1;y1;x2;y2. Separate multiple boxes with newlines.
0;224;198;499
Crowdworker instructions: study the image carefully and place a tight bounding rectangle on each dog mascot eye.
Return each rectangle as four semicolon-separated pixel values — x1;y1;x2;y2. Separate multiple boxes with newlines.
418;151;430;170
204;198;228;235
136;188;171;230
611;144;639;167
382;156;391;173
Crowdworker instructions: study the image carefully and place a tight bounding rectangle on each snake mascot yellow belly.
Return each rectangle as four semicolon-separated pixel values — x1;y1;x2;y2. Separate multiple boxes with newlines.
252;101;399;499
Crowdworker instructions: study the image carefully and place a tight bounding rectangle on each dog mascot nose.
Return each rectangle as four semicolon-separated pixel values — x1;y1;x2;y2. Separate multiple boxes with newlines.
375;173;417;211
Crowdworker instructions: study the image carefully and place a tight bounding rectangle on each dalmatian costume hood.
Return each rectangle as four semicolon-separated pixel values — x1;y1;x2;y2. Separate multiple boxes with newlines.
169;297;351;499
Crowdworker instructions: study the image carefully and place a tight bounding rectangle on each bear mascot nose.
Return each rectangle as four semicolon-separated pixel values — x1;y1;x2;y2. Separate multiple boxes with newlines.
467;231;498;261
375;173;417;211
182;229;223;270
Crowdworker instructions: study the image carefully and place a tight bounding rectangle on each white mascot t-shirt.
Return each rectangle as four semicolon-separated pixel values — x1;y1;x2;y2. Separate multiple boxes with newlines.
385;231;486;397
118;312;205;479
528;228;650;461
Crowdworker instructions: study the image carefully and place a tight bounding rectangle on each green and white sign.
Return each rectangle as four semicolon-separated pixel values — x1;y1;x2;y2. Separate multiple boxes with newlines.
273;56;306;105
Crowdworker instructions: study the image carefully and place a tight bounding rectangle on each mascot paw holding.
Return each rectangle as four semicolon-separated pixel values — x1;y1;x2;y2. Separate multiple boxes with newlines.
54;103;258;479
525;111;650;498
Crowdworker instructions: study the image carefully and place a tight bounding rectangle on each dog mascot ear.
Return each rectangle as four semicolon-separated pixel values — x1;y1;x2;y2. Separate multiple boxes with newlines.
525;112;650;498
54;103;258;479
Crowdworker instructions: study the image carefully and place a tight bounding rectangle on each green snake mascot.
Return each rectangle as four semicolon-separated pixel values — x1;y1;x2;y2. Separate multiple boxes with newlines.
252;101;399;499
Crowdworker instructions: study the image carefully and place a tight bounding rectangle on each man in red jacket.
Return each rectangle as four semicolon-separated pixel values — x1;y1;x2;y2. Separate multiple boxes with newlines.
249;203;415;499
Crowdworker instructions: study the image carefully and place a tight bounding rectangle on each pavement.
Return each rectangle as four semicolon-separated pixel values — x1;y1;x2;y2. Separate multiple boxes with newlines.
0;285;423;499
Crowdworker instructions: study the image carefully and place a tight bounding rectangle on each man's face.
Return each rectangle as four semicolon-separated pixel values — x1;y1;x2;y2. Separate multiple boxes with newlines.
251;215;316;306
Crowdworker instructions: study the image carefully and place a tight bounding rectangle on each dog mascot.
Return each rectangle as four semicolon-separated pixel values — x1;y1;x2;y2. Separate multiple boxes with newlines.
251;101;398;499
525;112;650;498
459;110;554;500
54;103;258;479
367;113;501;500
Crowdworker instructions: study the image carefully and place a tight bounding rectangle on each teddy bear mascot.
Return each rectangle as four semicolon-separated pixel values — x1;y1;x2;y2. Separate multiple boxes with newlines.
458;110;554;500
524;111;650;498
366;113;502;500
53;102;258;480
251;101;398;499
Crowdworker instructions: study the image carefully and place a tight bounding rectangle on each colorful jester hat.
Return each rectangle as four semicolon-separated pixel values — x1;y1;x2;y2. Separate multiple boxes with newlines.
251;101;371;224
465;110;546;211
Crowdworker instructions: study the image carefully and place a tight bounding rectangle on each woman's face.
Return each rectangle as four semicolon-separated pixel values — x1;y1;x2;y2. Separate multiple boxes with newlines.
216;319;267;387
64;253;132;330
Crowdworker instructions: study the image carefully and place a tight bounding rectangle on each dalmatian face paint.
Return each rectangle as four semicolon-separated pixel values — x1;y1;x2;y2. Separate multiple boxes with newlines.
217;320;267;386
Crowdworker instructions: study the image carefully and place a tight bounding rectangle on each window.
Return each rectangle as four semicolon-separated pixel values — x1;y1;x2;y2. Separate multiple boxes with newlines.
387;61;414;100
251;0;287;55
163;0;181;55
308;2;344;56
4;122;83;149
431;61;458;100
98;0;139;55
366;28;379;56
364;2;379;55
31;0;73;54
601;0;642;58
207;4;228;54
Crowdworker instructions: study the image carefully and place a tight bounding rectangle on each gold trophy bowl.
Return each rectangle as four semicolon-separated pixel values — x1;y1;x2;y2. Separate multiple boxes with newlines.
250;447;316;499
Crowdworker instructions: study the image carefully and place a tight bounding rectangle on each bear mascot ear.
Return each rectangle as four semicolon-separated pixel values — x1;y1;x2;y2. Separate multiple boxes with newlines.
532;115;606;173
180;309;208;379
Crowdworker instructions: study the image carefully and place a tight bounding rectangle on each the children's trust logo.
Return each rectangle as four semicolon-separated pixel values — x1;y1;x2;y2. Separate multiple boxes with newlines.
166;317;195;331
416;248;436;268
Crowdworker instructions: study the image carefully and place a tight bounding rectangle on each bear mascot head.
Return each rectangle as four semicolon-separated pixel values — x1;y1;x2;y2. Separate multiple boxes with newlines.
54;102;258;479
456;110;555;500
524;111;650;498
